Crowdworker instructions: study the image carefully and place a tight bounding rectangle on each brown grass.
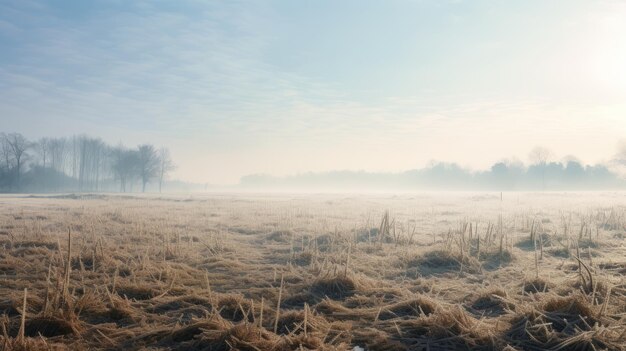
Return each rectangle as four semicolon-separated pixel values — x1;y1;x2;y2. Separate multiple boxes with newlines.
0;193;625;350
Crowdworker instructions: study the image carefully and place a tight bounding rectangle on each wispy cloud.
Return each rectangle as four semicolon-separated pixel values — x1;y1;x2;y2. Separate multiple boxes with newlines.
0;0;625;183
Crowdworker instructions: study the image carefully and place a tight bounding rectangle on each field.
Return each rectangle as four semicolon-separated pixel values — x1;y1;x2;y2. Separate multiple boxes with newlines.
0;192;625;351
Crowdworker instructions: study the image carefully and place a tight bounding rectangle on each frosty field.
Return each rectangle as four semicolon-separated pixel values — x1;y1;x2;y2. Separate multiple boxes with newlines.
0;192;625;350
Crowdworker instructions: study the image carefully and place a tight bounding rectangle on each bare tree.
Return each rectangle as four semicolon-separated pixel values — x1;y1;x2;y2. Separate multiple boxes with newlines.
33;137;51;191
35;138;50;168
528;146;553;190
3;133;29;189
49;137;67;173
78;136;88;191
112;146;139;192
0;133;14;171
137;144;159;192
157;147;176;193
71;135;78;180
76;136;108;192
0;132;179;193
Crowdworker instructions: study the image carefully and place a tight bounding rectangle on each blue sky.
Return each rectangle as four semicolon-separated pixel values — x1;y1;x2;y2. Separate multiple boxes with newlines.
1;0;625;183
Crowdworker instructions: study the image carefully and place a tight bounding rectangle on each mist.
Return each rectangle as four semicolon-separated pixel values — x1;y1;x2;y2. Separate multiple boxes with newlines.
239;162;623;192
2;131;626;193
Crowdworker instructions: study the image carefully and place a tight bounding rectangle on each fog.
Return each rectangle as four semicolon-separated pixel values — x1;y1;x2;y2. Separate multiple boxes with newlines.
1;132;626;193
239;162;623;192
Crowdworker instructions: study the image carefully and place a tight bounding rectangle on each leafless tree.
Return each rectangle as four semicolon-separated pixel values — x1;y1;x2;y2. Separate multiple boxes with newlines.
112;146;140;192
3;133;29;189
529;146;553;190
137;144;159;192
77;136;107;192
49;137;67;173
0;133;14;171
528;146;553;166
35;138;50;168
71;135;78;180
157;147;176;193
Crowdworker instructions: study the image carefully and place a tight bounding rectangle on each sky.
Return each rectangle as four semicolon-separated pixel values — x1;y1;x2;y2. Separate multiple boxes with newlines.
1;0;625;184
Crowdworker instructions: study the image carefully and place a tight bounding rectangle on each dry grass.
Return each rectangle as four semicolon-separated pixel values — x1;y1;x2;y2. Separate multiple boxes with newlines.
0;192;625;350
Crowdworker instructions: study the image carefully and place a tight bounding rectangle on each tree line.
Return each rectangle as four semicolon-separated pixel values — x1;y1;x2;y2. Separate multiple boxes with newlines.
240;146;626;191
0;132;175;193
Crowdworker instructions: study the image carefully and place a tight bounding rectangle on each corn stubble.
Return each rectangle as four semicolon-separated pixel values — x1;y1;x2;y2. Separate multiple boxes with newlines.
0;193;625;350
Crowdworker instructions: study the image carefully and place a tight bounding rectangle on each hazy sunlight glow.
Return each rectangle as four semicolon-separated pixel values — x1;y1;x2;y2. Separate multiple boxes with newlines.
1;0;625;184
